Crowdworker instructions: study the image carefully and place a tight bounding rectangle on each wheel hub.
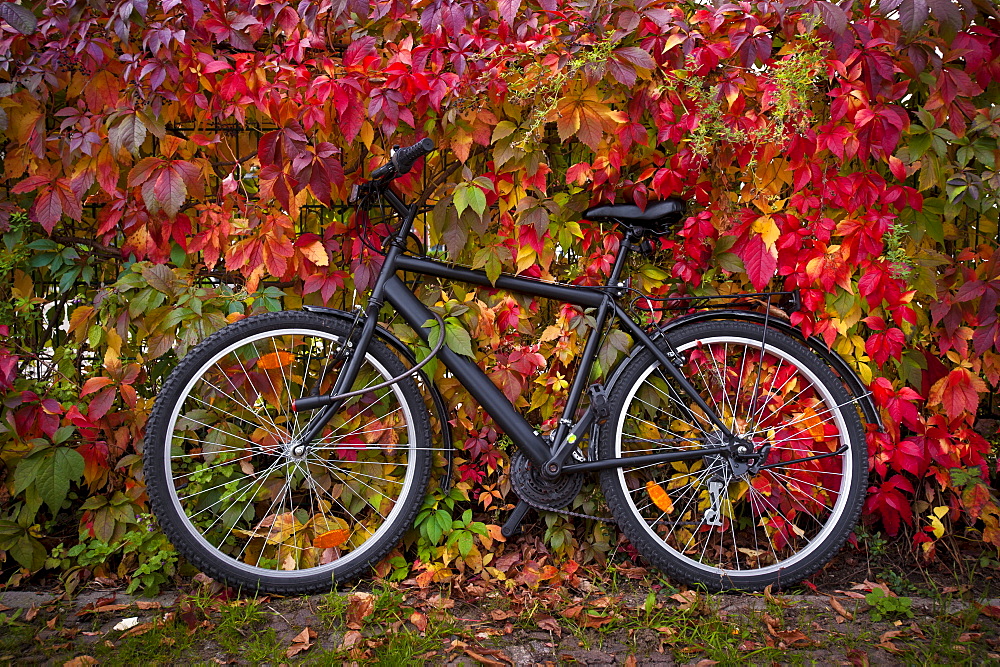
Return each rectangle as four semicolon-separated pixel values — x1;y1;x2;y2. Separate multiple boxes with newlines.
285;441;309;460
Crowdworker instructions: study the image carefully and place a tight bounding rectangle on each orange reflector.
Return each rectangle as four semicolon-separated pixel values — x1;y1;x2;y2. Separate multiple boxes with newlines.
258;351;295;370
646;480;674;514
313;528;350;549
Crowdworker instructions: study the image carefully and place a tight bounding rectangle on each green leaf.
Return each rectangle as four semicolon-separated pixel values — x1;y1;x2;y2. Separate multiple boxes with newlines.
10;534;46;571
468;186;487;217
52;425;75;445
34;448;86;513
444;318;474;357
457;530;474;557
453;185;469;217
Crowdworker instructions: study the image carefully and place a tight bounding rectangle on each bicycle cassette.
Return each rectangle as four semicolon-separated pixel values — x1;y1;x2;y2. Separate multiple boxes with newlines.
510;451;583;511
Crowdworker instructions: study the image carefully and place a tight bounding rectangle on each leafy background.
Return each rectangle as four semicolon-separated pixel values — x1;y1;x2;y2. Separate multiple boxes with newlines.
0;0;999;592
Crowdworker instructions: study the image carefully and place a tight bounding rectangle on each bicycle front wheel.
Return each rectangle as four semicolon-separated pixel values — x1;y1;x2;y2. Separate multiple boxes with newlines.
600;320;867;591
144;310;432;593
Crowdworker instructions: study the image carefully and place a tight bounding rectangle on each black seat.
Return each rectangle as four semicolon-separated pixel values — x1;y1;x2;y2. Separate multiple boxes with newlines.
582;197;686;233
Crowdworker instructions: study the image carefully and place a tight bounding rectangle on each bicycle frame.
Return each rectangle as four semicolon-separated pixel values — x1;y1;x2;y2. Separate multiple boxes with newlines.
295;186;739;478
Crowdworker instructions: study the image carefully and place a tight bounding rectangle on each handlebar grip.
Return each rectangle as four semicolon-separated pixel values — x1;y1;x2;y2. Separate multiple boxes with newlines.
391;137;435;175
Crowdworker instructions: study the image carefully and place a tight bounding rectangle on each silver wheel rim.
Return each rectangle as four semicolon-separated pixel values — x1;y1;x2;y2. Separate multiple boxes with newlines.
614;334;855;577
162;327;418;579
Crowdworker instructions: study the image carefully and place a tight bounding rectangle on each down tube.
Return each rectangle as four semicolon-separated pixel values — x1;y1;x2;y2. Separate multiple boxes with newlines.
382;276;553;466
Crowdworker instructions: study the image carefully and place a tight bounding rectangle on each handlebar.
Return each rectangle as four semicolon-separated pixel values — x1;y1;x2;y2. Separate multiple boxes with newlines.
369;137;435;180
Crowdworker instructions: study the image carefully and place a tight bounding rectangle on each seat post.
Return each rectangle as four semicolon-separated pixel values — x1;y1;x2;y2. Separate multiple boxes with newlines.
605;225;642;289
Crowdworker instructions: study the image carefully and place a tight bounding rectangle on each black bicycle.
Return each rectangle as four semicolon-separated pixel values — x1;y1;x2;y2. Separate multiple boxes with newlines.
144;138;876;593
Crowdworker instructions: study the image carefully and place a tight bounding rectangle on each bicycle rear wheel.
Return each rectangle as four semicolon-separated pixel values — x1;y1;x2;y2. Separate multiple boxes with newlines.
144;310;432;593
600;319;867;591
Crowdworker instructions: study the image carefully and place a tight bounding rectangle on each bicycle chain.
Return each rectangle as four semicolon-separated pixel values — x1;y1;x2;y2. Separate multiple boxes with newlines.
519;494;618;525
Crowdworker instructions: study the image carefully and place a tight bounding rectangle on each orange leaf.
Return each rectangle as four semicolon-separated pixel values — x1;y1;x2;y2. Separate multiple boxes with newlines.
646;480;674;513
81;376;115;397
313;528;350;549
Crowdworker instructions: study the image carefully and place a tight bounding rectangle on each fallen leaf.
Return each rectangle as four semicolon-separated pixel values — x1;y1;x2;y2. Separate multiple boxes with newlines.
764;584;791;607
285;626;316;658
135;601;161;610
846;648;870;666
829;596;854;620
624;655;638;667
880;630;904;643
835;589;868;600
535;615;562;636
958;632;982;642
346;592;375;629
863;580;895;597
340;629;363;650
560;604;583;620
465;649;506;666
878;640;901;654
773;629;811;646
62;657;98;667
976;604;1000;620
579;611;614;629
47;615;60;630
78;604;128;617
25;606;38;621
410;611;428;632
695;660;719;666
119;622;155;639
669;590;699;610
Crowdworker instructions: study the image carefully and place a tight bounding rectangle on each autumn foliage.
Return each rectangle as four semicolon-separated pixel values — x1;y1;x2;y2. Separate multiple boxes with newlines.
1;0;999;588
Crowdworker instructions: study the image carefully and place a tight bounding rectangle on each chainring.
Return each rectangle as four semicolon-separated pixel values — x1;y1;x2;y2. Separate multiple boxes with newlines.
510;451;584;510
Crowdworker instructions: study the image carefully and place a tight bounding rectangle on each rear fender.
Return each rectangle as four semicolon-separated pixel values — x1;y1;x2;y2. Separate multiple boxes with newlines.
604;310;881;430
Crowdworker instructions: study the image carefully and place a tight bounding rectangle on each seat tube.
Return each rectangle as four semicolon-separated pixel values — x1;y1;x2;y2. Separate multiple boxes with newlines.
551;233;635;447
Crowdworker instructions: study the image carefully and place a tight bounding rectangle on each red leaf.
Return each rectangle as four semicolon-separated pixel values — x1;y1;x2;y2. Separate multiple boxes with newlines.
87;386;117;421
739;234;777;291
498;0;521;24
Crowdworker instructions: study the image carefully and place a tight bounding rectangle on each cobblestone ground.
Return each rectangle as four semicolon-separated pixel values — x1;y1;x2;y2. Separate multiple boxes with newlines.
1;586;998;665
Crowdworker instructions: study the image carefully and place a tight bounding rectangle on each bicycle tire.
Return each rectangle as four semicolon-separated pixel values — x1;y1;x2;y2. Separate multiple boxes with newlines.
599;319;867;591
144;310;432;594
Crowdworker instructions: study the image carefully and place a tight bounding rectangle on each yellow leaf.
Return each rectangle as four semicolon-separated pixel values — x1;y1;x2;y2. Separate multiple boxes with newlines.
299;240;329;266
12;269;32;300
927;505;949;539
515;244;536;274
646;480;674;514
752;215;780;249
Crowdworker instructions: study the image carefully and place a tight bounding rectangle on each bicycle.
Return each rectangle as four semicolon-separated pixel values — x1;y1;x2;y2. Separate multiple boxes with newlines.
144;138;877;593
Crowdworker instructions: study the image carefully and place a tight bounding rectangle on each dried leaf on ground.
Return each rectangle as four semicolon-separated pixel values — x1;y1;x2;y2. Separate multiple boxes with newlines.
340;629;364;650
285;626;316;658
135;600;161;610
829;596;854;620
346;592;375;629
410;611;428;632
764;584;791;607
62;657;98;667
535;614;561;636
465;648;507;666
119;622;155;639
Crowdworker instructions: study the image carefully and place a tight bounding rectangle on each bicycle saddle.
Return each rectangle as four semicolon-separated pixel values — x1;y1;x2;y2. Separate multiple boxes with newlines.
582;198;686;234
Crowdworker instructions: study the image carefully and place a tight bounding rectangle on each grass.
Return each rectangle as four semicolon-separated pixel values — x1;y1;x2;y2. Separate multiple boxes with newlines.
7;561;999;665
